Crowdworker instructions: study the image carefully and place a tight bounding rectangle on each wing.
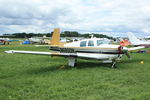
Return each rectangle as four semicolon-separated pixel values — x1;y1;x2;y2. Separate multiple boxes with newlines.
5;50;77;57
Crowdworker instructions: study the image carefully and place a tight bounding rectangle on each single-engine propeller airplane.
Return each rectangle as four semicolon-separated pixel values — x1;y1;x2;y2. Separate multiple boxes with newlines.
0;38;10;45
5;28;145;68
127;32;150;48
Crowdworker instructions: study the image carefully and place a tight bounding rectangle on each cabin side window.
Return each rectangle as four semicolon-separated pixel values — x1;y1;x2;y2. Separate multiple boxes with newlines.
80;41;87;47
88;40;94;46
97;40;103;46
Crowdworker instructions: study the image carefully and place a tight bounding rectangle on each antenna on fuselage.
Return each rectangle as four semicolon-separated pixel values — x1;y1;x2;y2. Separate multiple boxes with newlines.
90;34;94;38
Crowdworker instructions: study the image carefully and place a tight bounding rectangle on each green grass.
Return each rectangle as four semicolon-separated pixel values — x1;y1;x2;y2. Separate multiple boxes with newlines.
0;43;150;100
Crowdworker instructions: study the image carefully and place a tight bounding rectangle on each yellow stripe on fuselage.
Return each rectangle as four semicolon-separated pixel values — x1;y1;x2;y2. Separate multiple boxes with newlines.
51;46;118;50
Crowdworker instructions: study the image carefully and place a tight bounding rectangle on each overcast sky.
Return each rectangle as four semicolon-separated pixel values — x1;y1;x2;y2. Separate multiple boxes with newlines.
0;0;150;37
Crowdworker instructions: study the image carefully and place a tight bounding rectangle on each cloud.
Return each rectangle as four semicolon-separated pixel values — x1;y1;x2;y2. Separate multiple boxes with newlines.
0;0;150;37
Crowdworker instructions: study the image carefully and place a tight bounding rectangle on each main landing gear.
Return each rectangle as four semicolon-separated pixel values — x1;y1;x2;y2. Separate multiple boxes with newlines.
67;57;117;68
68;57;77;67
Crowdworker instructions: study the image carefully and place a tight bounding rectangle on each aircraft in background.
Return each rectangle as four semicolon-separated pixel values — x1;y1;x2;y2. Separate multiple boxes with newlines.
0;38;20;45
0;34;20;45
24;35;51;44
25;29;69;45
27;37;45;44
0;38;10;45
127;32;150;48
5;28;144;68
35;28;70;46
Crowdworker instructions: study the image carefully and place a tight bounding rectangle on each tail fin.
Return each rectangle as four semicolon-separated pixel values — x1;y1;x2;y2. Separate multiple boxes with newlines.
127;32;142;45
51;28;60;45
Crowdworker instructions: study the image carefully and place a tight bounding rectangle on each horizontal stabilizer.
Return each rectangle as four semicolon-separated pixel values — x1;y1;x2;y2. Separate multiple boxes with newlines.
127;32;150;45
128;46;145;51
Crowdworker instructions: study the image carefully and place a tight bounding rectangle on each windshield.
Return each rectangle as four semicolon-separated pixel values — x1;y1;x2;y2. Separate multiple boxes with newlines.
97;40;109;46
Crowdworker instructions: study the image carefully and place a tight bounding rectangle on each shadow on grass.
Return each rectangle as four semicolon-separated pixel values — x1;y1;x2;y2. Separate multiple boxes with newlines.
76;61;111;69
0;75;15;79
24;62;112;75
1;60;139;78
23;58;140;75
24;65;72;75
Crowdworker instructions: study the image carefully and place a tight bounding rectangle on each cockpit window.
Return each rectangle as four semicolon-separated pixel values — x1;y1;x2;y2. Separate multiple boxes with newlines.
88;40;94;46
80;41;87;47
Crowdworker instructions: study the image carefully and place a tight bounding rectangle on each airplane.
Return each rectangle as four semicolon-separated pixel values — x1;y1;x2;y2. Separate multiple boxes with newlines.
22;35;52;44
0;38;20;45
5;28;145;68
0;38;10;45
127;32;150;48
26;37;46;44
25;30;67;45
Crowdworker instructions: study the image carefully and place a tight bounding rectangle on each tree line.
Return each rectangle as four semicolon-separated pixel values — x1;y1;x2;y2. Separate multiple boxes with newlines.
3;31;114;40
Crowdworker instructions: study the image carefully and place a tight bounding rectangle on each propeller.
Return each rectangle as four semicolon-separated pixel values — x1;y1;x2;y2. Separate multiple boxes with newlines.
124;50;131;59
117;45;145;61
118;46;131;59
121;46;145;59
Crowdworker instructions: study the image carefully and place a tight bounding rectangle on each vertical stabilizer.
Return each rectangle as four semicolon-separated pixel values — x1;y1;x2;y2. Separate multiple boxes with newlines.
127;32;142;45
51;28;60;45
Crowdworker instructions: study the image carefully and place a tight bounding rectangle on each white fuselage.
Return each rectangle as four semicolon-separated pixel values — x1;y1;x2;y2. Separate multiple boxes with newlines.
61;38;121;60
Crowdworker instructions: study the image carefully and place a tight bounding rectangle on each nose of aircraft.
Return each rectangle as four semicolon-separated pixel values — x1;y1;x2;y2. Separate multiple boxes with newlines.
118;46;123;54
117;46;130;59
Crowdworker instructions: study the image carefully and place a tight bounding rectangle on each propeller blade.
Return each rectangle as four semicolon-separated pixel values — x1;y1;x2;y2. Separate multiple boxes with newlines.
122;47;131;59
125;51;131;59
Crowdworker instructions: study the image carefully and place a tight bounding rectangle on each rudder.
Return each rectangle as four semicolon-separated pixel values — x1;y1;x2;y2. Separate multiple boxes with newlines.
51;28;60;45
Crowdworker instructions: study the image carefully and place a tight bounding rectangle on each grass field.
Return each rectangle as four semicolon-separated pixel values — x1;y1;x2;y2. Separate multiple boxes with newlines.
0;42;150;100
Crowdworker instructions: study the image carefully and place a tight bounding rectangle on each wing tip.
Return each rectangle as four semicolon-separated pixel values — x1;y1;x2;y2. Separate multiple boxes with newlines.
5;50;14;53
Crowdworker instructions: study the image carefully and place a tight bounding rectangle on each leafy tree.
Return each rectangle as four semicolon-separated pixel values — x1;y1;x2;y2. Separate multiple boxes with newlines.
10;31;114;40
